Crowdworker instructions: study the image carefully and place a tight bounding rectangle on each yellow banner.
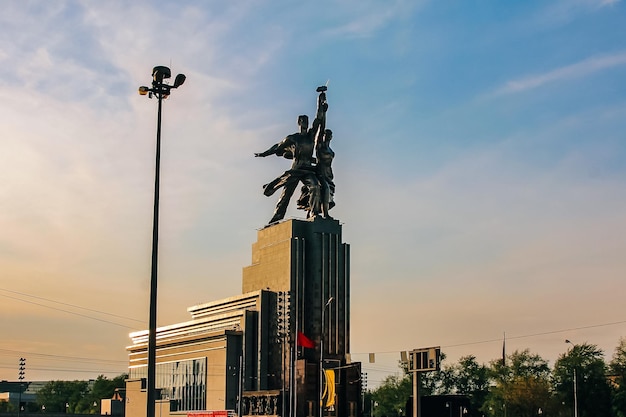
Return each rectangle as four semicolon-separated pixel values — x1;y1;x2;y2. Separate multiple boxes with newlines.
321;369;335;407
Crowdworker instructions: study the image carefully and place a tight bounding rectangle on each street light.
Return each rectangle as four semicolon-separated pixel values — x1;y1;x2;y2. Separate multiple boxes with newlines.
565;340;578;417
18;358;25;417
139;65;186;417
320;296;334;417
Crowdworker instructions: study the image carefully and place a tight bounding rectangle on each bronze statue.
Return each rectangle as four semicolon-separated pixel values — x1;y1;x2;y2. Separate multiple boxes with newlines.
255;87;333;225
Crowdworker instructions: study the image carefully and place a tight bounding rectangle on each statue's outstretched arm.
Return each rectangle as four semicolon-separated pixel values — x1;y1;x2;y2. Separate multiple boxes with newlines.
254;143;280;157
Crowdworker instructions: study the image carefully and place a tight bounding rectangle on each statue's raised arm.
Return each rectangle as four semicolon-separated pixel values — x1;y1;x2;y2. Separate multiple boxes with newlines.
311;86;328;137
297;85;335;219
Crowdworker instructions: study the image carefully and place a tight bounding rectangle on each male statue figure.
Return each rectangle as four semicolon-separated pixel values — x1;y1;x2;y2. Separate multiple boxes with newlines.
255;90;327;225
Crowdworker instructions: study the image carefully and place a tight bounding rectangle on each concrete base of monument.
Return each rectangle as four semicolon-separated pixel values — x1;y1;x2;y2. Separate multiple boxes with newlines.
242;216;360;417
243;217;344;294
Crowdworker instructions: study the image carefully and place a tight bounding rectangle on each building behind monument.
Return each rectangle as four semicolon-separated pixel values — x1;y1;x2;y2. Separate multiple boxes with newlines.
124;218;362;417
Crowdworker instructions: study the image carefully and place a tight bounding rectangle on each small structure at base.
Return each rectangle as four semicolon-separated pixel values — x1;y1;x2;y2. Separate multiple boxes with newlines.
101;389;125;416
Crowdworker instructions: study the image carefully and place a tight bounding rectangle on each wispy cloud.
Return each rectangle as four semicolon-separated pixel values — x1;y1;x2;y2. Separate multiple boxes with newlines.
491;51;626;96
320;0;421;38
568;0;622;8
533;0;622;27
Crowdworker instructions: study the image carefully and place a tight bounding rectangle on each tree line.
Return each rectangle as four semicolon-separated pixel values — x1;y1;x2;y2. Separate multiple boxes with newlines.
0;374;127;414
368;338;626;417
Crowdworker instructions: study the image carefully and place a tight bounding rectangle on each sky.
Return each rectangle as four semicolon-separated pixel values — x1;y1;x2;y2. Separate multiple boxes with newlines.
1;0;625;388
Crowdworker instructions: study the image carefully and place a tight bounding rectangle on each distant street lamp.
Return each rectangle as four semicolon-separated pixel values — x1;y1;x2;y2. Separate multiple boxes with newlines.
138;66;186;417
319;296;334;417
565;340;578;417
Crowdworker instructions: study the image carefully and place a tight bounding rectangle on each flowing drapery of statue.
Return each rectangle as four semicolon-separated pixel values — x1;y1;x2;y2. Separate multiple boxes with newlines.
255;86;335;225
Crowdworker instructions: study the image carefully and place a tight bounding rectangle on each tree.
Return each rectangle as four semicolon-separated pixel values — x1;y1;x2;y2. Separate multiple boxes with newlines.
453;355;490;413
483;349;551;417
609;338;626;417
35;374;127;414
76;374;128;414
36;380;90;413
371;370;412;417
420;354;489;413
363;390;375;417
553;342;612;417
0;400;16;413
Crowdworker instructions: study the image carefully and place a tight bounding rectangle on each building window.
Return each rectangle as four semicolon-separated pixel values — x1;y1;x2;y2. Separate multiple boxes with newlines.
130;358;207;411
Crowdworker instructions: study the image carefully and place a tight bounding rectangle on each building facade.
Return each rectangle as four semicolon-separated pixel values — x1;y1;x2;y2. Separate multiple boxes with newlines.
125;218;361;417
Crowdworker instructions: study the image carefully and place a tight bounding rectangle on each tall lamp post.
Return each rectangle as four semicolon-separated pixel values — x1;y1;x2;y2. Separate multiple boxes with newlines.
138;66;186;417
565;340;578;417
18;358;25;417
319;296;334;417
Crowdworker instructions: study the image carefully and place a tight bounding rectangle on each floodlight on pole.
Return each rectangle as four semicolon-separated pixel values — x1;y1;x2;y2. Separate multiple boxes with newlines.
139;65;185;417
18;358;25;417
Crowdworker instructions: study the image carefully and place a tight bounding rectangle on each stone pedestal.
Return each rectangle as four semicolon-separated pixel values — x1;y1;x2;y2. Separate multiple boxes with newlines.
242;217;360;417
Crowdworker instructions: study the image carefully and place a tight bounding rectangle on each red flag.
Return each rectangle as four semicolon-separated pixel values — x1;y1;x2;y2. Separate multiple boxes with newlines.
297;331;315;348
